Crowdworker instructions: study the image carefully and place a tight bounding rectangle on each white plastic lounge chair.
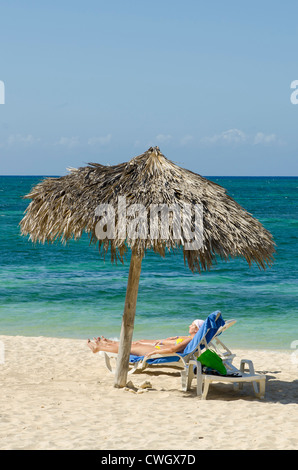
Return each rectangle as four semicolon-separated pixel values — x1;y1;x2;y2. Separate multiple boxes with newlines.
100;314;236;373
99;310;227;391
193;319;266;399
194;356;266;399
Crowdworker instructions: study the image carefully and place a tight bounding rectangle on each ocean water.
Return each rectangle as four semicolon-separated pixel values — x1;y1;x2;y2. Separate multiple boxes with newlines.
0;175;297;350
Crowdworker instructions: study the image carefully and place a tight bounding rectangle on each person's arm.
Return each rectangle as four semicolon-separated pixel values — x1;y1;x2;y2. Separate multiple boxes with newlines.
145;336;193;357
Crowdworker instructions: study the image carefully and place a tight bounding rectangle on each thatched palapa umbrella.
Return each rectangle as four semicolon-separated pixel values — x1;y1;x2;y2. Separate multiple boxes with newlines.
20;146;275;387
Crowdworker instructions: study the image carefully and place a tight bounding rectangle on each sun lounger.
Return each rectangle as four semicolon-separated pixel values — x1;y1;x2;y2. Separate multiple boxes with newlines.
192;320;266;399
99;310;226;391
100;313;236;373
99;312;266;399
194;356;266;399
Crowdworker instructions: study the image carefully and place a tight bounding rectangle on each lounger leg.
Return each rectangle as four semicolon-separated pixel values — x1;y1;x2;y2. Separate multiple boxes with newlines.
259;379;266;399
102;353;140;375
103;352;114;373
180;361;195;391
240;359;266;398
181;369;187;392
127;363;140;374
252;378;266;399
201;382;210;400
196;362;209;399
187;360;196;390
196;362;202;396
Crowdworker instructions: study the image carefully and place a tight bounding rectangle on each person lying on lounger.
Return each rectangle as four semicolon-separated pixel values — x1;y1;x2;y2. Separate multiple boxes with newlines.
87;319;204;358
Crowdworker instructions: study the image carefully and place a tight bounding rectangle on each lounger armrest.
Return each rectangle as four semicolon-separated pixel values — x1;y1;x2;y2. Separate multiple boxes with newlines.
240;359;255;375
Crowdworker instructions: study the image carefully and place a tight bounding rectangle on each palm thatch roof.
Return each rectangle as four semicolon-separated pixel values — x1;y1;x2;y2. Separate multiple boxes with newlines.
20;146;275;272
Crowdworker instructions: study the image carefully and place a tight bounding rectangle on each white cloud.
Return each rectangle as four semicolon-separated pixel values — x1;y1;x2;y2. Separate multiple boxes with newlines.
180;135;194;146
202;128;247;145
253;132;277;145
56;136;79;148
201;128;283;147
7;134;41;145
156;134;172;144
87;134;112;146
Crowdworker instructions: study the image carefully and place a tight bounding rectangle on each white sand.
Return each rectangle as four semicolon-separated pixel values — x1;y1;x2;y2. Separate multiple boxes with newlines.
0;335;297;450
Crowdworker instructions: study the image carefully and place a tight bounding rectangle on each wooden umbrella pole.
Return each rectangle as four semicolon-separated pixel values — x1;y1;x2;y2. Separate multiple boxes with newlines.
114;249;143;388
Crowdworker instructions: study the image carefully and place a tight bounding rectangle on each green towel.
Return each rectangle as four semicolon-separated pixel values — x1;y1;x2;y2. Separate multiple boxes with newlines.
197;349;227;376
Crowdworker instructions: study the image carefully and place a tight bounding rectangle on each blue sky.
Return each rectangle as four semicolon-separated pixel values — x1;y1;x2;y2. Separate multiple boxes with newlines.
0;1;297;176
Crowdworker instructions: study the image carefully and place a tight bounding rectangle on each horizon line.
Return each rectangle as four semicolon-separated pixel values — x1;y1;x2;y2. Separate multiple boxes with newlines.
0;174;298;178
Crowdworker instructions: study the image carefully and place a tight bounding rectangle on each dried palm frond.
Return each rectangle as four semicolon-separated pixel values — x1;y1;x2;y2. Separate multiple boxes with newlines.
20;147;275;272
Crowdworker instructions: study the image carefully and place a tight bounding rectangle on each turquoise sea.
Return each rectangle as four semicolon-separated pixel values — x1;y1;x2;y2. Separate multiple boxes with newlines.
0;176;297;350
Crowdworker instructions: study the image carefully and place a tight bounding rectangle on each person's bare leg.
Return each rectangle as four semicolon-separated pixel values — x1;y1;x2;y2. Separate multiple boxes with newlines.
93;336;160;346
129;343;159;356
87;338;158;356
87;338;120;354
95;336;155;345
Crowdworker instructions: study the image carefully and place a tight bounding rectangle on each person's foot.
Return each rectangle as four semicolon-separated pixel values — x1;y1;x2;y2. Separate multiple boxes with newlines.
99;336;112;343
92;336;112;343
87;338;101;353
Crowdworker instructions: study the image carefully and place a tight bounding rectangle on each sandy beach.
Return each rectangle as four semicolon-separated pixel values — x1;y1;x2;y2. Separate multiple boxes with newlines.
0;334;297;451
